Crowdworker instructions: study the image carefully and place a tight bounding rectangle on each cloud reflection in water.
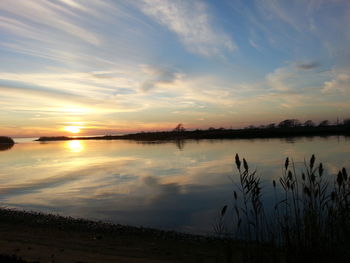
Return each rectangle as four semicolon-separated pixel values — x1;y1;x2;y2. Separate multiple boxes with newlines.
0;137;349;234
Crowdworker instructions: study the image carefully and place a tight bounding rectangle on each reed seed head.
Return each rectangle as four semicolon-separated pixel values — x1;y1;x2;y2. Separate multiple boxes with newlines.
285;157;289;170
243;158;249;171
319;163;324;177
221;205;228;216
310;154;315;169
337;171;343;187
235;154;241;170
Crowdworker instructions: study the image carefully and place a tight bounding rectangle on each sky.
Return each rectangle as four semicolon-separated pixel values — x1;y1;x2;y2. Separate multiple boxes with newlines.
0;0;349;137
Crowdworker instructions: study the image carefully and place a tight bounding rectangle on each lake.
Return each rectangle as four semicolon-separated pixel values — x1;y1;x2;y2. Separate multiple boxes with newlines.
0;136;349;234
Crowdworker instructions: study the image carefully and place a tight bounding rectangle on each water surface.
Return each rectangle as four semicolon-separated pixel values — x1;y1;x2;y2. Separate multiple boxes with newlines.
0;136;349;234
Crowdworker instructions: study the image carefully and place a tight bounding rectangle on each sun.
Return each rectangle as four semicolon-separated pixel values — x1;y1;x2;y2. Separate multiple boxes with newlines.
64;126;81;134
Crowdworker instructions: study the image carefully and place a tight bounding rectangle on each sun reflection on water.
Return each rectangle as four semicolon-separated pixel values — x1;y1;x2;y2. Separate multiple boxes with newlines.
65;140;84;152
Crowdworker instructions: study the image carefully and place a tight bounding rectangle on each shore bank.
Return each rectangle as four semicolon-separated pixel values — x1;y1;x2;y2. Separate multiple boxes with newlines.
0;208;241;263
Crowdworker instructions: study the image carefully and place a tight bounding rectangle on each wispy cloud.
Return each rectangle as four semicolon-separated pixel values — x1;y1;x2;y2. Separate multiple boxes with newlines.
265;62;329;93
322;68;350;94
0;1;349;135
0;0;101;45
138;0;236;57
0;78;145;116
295;61;320;70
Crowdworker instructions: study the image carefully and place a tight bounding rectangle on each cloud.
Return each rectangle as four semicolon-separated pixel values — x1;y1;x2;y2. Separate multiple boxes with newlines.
322;68;350;94
0;1;100;45
140;65;181;92
1;1;349;134
0;81;94;105
265;62;329;93
0;79;144;115
138;0;236;57
296;61;320;70
57;0;85;10
258;0;304;32
266;67;294;92
0;0;151;70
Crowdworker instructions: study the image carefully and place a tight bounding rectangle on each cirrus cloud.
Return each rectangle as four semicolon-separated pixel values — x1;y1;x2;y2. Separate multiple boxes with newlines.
138;0;236;57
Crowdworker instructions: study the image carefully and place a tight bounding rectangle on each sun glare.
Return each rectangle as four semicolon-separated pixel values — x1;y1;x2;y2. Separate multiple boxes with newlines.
64;126;81;134
65;140;84;152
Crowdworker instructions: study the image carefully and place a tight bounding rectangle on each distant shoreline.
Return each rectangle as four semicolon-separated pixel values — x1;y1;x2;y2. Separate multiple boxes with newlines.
36;126;350;142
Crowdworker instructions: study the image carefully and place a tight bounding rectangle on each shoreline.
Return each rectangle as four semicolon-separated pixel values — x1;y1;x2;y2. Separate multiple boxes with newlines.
0;208;231;263
0;208;206;241
36;126;350;142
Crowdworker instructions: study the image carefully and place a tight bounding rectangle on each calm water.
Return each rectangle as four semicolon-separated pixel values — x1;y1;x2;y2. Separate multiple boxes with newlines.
0;136;349;234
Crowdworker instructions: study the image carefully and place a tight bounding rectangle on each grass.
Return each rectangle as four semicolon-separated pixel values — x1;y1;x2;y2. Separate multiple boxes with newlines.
215;154;350;262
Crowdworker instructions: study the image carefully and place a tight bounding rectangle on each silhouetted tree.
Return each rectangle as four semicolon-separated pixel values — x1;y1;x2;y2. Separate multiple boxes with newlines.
278;119;301;128
304;120;315;127
246;125;256;129
173;123;185;132
266;123;276;129
343;118;350;127
319;120;330;127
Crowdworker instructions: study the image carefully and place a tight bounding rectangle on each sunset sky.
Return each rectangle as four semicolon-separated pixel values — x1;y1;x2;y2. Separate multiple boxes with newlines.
0;0;349;137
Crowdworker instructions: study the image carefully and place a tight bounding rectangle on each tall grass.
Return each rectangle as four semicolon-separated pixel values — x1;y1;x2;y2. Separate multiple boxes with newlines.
215;154;350;262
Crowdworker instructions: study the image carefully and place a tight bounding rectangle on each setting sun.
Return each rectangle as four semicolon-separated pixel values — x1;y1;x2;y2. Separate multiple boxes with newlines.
64;126;81;134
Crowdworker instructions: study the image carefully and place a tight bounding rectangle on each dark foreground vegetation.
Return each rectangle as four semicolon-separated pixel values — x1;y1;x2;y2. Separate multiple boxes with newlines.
214;155;350;263
37;119;350;142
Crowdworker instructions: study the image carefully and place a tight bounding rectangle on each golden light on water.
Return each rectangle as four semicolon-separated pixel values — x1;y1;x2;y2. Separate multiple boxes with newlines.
64;126;81;134
65;140;84;152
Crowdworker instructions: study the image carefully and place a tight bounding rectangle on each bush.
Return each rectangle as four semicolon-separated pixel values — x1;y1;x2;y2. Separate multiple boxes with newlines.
0;136;14;144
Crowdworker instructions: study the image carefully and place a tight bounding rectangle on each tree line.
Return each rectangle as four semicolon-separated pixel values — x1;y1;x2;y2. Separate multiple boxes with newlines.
172;118;350;133
246;118;350;129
